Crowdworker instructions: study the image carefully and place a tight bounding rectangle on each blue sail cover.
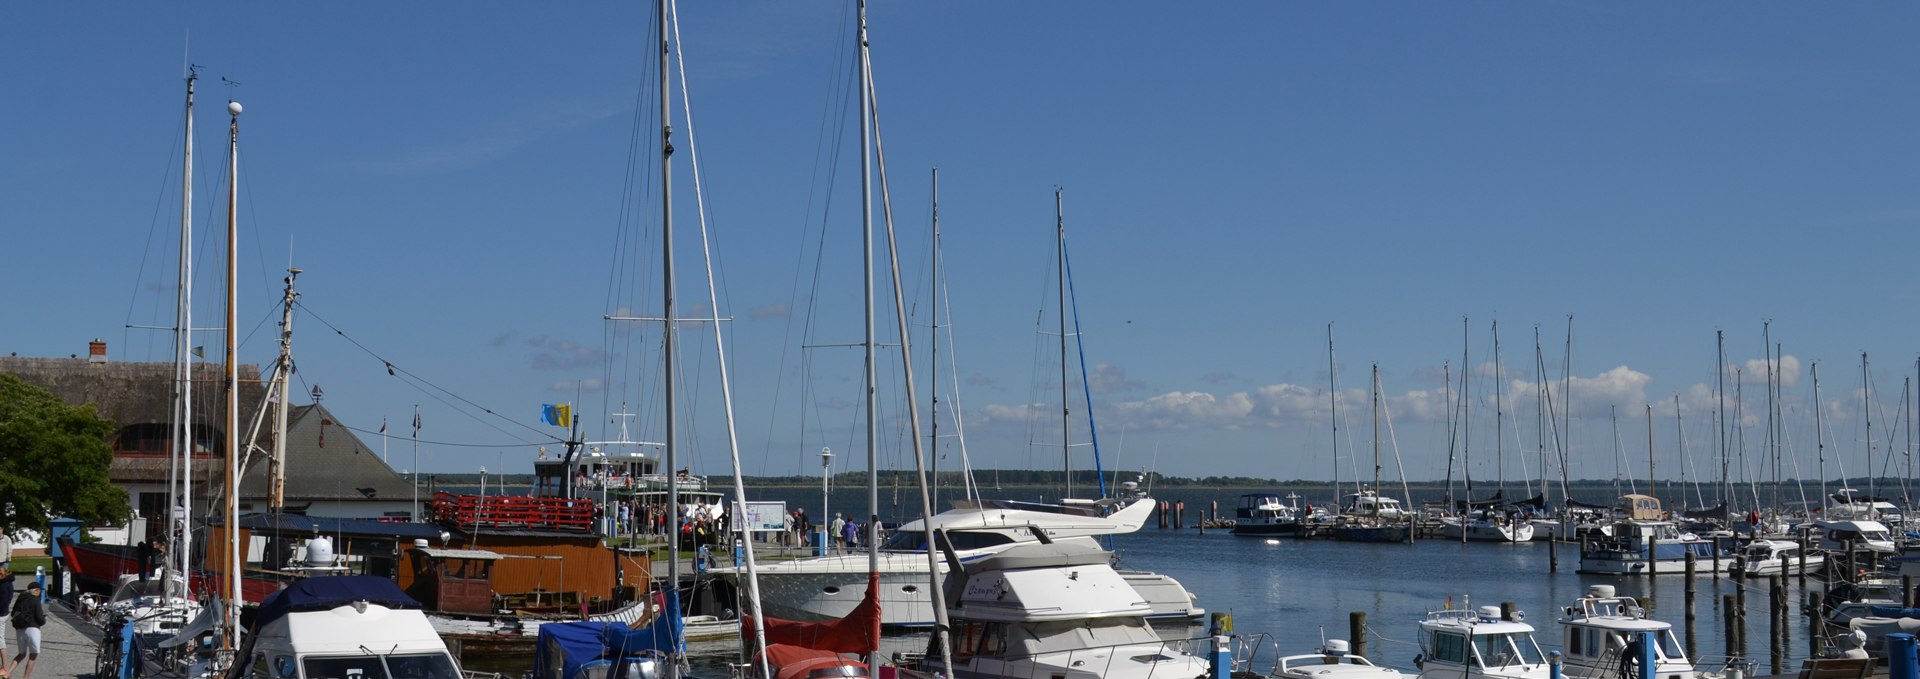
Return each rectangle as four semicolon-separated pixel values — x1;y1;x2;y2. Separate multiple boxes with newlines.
251;576;422;633
534;589;683;679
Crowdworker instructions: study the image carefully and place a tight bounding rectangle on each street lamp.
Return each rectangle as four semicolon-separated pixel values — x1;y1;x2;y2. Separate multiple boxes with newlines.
820;447;833;555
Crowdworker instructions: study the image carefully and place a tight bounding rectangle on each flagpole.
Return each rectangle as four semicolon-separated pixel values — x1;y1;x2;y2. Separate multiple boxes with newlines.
412;405;421;522
382;417;389;464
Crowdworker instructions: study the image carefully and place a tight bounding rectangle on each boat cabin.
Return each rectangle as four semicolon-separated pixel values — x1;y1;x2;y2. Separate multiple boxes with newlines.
1236;494;1299;522
1618;495;1665;521
406;545;503;615
1416;606;1549;679
1557;586;1695;679
1344;490;1407;520
1817;520;1897;554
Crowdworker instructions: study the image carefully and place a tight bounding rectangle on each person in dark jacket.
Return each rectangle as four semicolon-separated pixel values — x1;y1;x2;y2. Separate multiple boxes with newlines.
6;580;43;679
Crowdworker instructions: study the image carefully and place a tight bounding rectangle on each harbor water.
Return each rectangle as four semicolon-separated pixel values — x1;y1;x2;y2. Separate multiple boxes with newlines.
672;484;1831;676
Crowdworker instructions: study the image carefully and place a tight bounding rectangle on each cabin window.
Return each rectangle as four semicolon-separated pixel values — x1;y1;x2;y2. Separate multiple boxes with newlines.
1432;632;1469;664
977;623;1008;658
1473;632;1543;668
1568;629;1582;656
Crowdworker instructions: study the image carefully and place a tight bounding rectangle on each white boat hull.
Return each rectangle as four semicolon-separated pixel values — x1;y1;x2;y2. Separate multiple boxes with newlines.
738;560;1200;626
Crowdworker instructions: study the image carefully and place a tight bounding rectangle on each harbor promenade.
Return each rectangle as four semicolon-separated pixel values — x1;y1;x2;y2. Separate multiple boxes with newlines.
16;597;101;679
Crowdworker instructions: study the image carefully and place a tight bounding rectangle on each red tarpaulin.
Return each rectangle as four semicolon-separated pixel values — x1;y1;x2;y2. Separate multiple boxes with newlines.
741;571;883;654
755;645;870;679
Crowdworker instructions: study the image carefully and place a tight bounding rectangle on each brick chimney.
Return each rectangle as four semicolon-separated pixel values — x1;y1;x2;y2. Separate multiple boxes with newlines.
88;338;107;363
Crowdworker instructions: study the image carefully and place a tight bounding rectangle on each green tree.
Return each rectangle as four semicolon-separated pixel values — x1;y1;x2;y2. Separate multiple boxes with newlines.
0;373;130;534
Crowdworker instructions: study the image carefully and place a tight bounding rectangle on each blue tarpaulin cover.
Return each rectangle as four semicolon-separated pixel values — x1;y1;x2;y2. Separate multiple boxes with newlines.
534;590;683;679
251;575;423;634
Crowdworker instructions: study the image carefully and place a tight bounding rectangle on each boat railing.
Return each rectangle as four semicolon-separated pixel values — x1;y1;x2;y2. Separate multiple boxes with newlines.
1424;608;1484;623
429;491;597;532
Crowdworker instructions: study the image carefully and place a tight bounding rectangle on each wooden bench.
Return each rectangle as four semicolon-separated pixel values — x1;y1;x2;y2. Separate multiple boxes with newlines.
1796;657;1873;679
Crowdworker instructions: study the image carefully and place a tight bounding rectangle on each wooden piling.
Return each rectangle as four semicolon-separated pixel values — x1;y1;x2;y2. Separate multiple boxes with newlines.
1807;591;1826;657
1724;594;1740;660
1735;585;1748;657
1158;501;1168;529
1905;574;1914;608
1175;501;1184;529
1351;611;1367;660
1548;525;1558;572
1685;551;1698;658
1770;574;1784;676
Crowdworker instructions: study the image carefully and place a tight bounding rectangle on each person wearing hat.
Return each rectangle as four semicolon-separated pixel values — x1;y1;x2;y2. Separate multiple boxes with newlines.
5;580;42;679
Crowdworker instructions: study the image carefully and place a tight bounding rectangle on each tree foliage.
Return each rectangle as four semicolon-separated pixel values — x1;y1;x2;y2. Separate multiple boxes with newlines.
0;373;129;534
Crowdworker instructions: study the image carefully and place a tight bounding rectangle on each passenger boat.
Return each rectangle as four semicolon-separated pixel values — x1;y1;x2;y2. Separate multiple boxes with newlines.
1414;603;1550;679
1576;496;1727;575
1271;639;1409;679
1555;585;1701;679
1231;493;1304;537
911;541;1217;679
1729;539;1822;577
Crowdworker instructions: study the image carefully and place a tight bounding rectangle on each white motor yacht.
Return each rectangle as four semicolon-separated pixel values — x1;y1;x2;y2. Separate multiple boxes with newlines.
913;541;1216;679
1818;519;1897;554
715;483;1202;626
230;576;469;679
1439;510;1536;543
1272;639;1410;679
1414;604;1550;679
1730;539;1822;577
1556;585;1702;679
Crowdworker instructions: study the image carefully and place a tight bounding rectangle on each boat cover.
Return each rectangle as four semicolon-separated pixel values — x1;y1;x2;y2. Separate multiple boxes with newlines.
1869;605;1920;619
250;575;422;633
753;644;869;679
533;588;683;679
741;571;882;654
1682;502;1729;521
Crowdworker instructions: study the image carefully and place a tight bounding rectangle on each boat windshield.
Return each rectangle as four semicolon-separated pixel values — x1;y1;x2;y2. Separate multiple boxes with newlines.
301;652;460;679
1473;632;1545;668
880;530;1017;552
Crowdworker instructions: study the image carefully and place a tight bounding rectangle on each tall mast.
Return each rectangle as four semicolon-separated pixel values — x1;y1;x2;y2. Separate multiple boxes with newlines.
268;268;300;512
657;1;684;673
1560;315;1573;505
856;0;880;582
1442;362;1455;504
1646;404;1655;502
222;96;243;656
1815;362;1828;505
1056;189;1071;497
1371;364;1382;505
928;168;940;509
1459;317;1471;498
1326;324;1339;508
1865;353;1875;501
171;71;196;596
1719;330;1729;508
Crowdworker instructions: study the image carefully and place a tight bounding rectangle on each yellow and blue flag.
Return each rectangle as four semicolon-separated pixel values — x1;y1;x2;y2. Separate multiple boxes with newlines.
541;403;572;428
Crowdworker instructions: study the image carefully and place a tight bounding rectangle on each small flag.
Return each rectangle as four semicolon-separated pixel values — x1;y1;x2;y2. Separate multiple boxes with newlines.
191;346;204;358
413;411;422;435
379;418;388;435
541;404;572;428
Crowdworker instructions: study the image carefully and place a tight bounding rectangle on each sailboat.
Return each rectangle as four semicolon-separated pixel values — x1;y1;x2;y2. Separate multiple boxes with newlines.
1329;365;1411;543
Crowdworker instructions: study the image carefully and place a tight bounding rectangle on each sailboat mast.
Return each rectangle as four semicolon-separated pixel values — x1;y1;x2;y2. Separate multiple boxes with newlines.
928;168;940;509
1459;317;1471;499
855;0;881;578
1864;353;1874;501
1326;324;1339;508
1056;189;1071;498
1646;404;1655;502
656;1;685;673
1719;330;1728;509
1560;315;1573;506
1371;364;1381;503
222;97;243;655
172;71;196;593
1815;362;1827;505
268;268;299;512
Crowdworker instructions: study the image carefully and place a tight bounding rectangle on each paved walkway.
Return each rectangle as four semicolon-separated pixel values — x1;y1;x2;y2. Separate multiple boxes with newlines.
9;598;101;679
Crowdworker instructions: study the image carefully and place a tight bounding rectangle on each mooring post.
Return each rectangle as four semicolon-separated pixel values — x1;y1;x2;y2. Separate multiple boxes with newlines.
1807;591;1827;657
1770;575;1784;676
1685;551;1698;658
1351;611;1367;660
1723;594;1740;660
1175;501;1185;529
1890;633;1919;679
1549;650;1563;679
1549;526;1559;572
1636;630;1657;679
1905;574;1914;608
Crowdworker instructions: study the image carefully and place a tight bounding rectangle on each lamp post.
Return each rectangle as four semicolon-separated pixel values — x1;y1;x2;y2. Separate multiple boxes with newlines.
820;447;833;555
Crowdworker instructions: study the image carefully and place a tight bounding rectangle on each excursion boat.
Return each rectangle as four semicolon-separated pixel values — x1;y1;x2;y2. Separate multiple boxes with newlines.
1576;496;1727;575
1729;539;1822;577
713;483;1203;627
1555;585;1702;679
910;541;1217;679
229;575;471;679
1231;493;1304;537
1271;639;1410;679
1414;603;1550;679
1439;509;1536;543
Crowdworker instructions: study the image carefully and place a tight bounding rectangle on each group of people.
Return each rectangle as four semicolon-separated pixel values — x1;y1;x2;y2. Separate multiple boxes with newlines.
0;531;45;679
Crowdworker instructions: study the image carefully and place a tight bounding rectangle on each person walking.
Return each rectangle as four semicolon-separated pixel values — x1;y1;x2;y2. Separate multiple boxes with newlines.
0;570;13;679
830;513;846;552
7;580;44;679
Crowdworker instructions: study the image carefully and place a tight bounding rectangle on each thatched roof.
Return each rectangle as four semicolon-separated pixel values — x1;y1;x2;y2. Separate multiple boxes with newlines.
0;356;266;435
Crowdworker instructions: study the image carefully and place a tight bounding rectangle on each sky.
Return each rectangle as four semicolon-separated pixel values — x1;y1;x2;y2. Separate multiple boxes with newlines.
5;3;1920;491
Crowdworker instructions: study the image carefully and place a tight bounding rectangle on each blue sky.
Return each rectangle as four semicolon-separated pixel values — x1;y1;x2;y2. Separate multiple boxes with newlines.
6;3;1920;491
